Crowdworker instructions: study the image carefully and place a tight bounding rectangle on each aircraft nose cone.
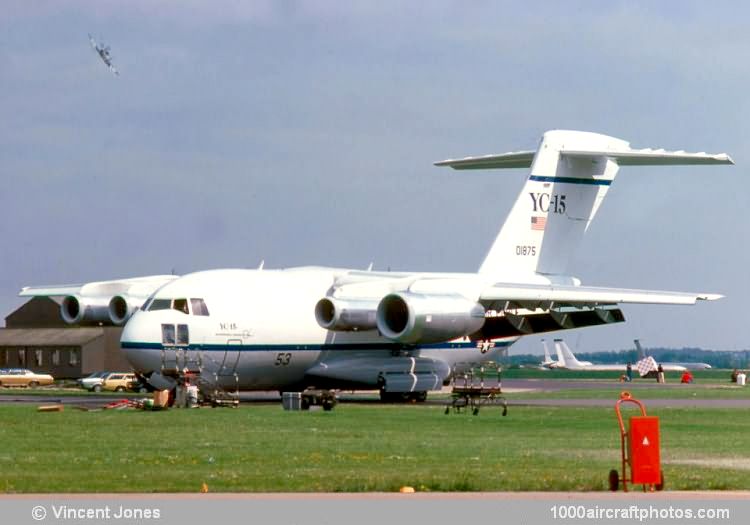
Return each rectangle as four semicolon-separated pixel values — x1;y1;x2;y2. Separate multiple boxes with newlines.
120;310;158;373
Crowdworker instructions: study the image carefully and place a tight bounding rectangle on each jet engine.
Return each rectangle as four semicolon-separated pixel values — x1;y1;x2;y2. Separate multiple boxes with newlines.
315;298;378;331
61;295;140;326
376;292;485;344
108;295;141;325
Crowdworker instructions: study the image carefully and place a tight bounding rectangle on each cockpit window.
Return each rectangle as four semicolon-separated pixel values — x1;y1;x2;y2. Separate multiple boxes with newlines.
173;298;189;315
190;298;210;316
148;298;191;314
149;299;171;311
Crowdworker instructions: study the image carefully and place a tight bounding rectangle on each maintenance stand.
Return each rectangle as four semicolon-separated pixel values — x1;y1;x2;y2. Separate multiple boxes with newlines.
445;362;508;416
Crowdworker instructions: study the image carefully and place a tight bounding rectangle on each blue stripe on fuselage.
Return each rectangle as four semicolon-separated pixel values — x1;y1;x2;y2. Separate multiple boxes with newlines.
529;175;612;186
121;341;514;352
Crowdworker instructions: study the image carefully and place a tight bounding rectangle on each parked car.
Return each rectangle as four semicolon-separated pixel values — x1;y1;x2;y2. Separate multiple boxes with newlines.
100;372;147;393
0;369;54;388
77;371;110;391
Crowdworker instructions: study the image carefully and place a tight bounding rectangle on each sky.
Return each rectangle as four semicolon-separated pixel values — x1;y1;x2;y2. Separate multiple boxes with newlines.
1;1;748;355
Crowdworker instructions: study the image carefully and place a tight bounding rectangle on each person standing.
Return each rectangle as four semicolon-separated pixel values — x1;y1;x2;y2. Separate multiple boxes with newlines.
657;363;665;384
626;363;633;382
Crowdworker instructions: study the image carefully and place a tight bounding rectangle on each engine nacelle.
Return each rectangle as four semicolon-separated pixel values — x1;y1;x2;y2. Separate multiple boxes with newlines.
61;295;110;325
108;295;141;325
315;298;378;331
61;295;140;325
376;292;485;344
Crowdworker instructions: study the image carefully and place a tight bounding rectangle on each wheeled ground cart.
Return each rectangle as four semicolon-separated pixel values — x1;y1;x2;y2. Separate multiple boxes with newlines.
445;362;507;416
609;391;663;492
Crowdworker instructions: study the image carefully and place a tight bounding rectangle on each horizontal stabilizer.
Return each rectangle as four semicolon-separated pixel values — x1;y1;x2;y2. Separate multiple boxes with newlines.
561;148;734;166
480;283;722;306
435;137;733;171
434;150;535;170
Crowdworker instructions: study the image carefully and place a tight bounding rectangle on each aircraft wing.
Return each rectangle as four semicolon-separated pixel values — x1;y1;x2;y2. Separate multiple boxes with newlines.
480;282;722;306
19;275;179;325
20;275;178;298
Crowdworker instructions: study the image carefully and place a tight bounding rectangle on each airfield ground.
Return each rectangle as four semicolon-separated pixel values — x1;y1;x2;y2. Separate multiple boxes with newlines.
0;369;748;493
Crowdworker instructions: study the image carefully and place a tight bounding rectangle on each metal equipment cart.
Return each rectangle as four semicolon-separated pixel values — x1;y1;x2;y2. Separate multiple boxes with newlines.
445;362;508;416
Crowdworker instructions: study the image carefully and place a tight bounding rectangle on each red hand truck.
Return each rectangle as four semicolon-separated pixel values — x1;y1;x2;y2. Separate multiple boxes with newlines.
609;391;664;492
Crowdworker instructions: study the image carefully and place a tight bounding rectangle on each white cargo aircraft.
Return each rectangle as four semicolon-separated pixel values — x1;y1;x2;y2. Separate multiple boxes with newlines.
19;130;732;400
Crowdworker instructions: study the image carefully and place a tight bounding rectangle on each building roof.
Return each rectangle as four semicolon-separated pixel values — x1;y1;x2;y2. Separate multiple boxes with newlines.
0;328;105;346
5;296;67;328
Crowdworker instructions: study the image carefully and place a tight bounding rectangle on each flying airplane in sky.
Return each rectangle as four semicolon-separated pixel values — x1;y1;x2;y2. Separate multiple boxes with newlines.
555;339;687;373
88;34;119;76
19;130;732;400
634;339;712;370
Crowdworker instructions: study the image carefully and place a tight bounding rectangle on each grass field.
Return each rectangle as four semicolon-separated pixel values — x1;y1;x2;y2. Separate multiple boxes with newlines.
508;385;750;400
1;402;749;493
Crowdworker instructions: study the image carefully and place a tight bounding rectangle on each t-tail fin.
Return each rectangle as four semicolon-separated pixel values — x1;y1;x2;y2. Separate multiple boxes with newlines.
436;130;733;279
542;339;552;364
554;339;567;368
634;339;646;360
555;339;582;368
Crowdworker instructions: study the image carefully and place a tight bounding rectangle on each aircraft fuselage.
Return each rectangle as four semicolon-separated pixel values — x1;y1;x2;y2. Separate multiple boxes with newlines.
120;267;515;390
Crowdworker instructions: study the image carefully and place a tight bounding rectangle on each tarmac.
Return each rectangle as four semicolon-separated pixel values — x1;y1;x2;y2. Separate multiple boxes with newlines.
0;379;747;408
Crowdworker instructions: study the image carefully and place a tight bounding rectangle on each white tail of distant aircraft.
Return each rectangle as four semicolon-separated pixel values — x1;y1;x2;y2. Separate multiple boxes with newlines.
540;338;564;368
555;339;686;373
20;130;730;398
540;339;554;367
554;339;605;369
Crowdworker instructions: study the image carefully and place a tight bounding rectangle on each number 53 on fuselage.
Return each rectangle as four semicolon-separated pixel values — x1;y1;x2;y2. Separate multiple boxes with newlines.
19;130;733;400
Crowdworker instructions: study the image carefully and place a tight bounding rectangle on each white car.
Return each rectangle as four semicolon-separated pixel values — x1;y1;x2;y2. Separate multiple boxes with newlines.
77;371;109;391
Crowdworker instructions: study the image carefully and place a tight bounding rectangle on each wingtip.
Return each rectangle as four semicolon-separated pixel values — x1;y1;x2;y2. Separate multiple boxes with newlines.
698;293;724;301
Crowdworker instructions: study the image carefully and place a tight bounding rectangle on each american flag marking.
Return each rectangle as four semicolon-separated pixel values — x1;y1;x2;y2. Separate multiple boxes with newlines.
531;216;546;230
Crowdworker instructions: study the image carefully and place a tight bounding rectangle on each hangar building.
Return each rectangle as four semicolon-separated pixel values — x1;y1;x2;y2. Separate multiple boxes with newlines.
0;297;131;379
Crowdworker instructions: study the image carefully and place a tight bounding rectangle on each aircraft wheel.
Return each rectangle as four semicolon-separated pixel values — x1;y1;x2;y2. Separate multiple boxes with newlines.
413;391;427;402
608;469;619;492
